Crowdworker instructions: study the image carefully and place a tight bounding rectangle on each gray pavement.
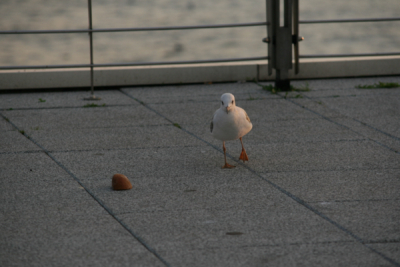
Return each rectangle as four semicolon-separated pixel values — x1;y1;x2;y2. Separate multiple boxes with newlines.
0;76;399;267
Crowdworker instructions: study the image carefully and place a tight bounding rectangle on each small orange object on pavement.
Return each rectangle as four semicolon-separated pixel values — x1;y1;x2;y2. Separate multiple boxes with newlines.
112;174;132;190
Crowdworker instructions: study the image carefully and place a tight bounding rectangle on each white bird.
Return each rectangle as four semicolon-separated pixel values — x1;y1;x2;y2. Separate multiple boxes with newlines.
210;93;252;168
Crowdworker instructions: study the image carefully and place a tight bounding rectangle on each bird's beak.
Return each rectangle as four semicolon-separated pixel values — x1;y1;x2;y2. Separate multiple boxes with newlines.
226;106;231;113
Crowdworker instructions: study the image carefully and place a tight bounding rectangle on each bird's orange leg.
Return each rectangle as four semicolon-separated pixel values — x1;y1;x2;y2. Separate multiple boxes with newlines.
239;137;249;162
222;141;235;169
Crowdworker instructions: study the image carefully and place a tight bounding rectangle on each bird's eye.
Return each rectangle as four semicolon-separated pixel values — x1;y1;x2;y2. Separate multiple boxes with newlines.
221;101;224;105
232;100;234;104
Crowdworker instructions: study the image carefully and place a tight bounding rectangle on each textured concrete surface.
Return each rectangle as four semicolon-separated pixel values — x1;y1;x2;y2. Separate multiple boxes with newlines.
0;76;399;266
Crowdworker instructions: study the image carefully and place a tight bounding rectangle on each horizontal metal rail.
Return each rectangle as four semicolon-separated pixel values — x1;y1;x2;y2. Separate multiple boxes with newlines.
300;52;400;58
0;15;399;71
0;56;269;70
2;17;398;35
0;22;268;35
300;17;400;24
288;17;400;61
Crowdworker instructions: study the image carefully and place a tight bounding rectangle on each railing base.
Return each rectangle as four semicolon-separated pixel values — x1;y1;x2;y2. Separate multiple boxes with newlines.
0;57;399;91
275;80;291;91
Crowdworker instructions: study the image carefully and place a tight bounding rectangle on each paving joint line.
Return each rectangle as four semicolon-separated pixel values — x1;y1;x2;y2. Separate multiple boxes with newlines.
46;144;205;154
299;94;400;151
0;111;172;267
198;239;360;251
119;89;176;125
17;123;179;131
142;97;275;105
305;92;400;99
301;93;400;142
1;145;204;155
307;198;400;204
237;238;400;248
0;150;43;155
156;239;360;253
119;89;400;267
114;197;400;216
351;117;400;142
264;86;400;266
258;166;400;175
286;96;400;155
0;103;138;112
365;239;400;244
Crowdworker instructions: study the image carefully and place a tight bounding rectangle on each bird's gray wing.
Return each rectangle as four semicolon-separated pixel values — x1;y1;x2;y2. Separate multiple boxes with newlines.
210;111;217;133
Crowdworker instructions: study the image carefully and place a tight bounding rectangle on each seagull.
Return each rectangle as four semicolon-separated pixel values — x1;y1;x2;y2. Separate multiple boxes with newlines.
210;93;252;168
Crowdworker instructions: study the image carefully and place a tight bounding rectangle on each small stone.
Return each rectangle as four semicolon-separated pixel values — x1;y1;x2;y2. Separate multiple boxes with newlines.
112;174;132;190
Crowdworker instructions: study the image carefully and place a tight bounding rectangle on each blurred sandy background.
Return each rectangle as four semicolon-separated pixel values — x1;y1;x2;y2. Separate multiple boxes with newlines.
0;0;399;67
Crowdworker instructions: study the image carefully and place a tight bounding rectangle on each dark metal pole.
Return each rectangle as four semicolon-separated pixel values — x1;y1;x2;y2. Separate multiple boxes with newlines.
275;0;292;91
85;0;101;100
293;0;300;74
265;0;303;90
266;0;275;76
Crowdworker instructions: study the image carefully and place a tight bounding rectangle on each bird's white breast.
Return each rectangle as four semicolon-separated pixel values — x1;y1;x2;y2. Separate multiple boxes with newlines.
212;106;252;141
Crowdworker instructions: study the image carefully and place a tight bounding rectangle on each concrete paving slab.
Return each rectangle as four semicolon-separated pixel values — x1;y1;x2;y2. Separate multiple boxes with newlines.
1;213;164;267
67;172;284;215
261;169;400;203
0;90;137;110
3;105;168;131
122;82;277;104
0;117;13;131
156;242;391;267
0;153;163;267
236;98;326;123
288;78;400;99
53;144;400;252
247;140;400;173
22;124;204;151
51;145;248;184
312;94;400;139
50;146;313;214
146;98;324;131
288;94;400;153
311;200;400;242
0;152;62;179
267;95;400;153
369;243;400;265
1;77;400;266
118;206;353;251
300;87;400;99
48;145;396;266
147;102;219;126
285;97;350;119
125;91;271;106
184;117;362;148
0;153;96;219
0;173;106;220
290;76;400;91
332;117;400;153
0;130;41;153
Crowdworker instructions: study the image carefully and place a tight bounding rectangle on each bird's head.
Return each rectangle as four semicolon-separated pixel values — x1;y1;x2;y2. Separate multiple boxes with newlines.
220;93;236;113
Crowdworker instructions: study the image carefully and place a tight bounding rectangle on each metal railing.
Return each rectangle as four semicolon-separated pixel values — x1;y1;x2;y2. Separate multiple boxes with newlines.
0;22;270;70
266;0;400;89
299;17;400;59
0;0;399;92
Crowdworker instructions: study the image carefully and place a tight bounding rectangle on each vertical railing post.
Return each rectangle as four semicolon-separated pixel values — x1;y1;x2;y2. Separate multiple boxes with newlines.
265;0;302;91
84;0;101;100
